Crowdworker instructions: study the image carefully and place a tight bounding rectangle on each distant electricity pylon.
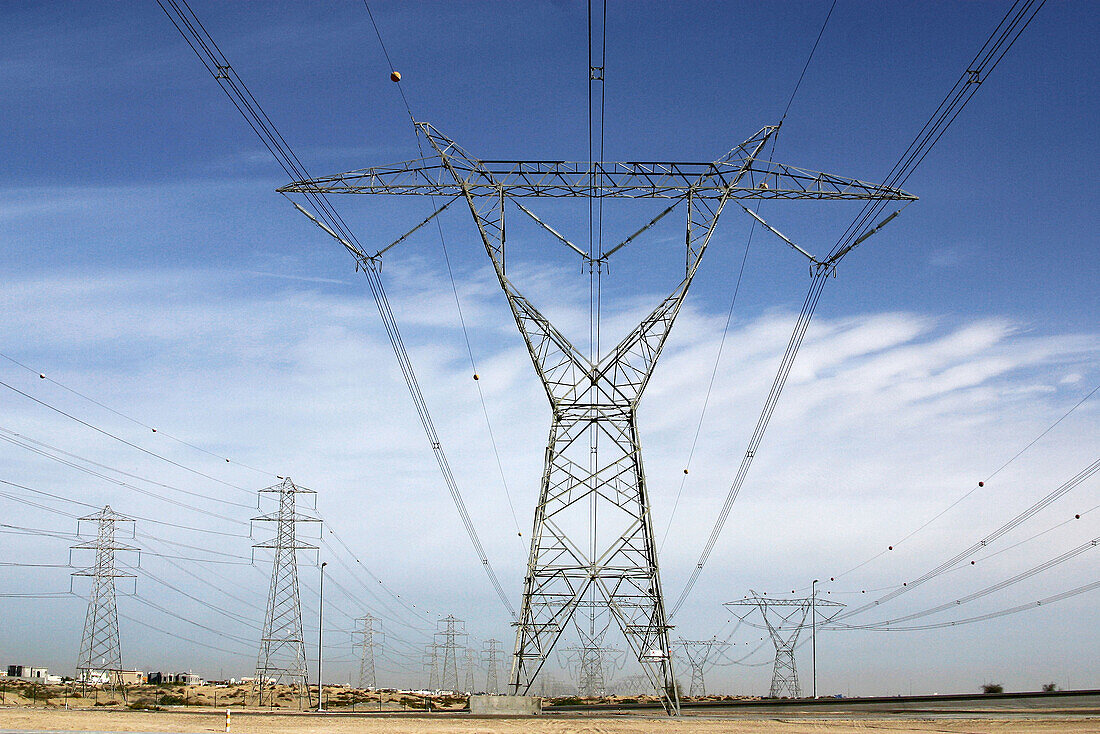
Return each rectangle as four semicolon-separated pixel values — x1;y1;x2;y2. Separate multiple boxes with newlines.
725;593;844;698
71;506;136;689
675;638;729;697
252;478;320;706
353;613;382;689
282;120;915;715
462;646;479;694
435;615;466;693
482;638;504;694
559;644;624;697
423;642;440;690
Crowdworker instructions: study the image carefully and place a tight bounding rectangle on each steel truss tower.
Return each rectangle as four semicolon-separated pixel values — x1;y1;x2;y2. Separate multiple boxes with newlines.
434;615;466;693
353;613;381;689
423;642;440;690
71;506;136;688
280;121;915;714
482;638;504;694
252;478;320;706
462;645;479;694
725;594;843;698
675;638;729;697
559;643;624;697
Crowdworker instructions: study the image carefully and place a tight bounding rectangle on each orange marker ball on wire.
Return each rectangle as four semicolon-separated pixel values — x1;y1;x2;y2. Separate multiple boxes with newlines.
390;70;401;83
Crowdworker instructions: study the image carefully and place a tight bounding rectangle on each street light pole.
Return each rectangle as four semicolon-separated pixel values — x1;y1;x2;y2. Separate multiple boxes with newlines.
318;561;327;712
811;578;819;699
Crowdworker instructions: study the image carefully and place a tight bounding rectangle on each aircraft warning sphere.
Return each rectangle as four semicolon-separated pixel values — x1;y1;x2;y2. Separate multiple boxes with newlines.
978;481;984;487
473;373;479;380
390;71;401;82
683;468;689;475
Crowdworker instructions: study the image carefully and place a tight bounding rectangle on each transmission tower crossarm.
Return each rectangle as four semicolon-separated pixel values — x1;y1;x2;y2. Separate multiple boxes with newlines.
280;158;915;201
280;120;914;204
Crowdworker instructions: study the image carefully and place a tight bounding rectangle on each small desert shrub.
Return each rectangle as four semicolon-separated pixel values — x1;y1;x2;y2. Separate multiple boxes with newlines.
982;683;1004;694
128;698;158;710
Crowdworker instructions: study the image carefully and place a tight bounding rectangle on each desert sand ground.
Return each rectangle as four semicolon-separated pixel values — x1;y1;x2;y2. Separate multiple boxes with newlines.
3;708;1100;734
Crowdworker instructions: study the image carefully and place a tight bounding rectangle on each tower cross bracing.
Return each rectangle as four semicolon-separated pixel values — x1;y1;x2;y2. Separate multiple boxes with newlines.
280;122;915;714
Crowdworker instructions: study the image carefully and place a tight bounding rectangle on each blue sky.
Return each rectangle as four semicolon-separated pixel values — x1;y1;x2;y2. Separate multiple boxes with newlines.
1;1;1097;696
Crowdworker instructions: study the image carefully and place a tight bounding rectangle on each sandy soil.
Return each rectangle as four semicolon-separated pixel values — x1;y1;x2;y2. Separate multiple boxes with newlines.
2;708;1100;734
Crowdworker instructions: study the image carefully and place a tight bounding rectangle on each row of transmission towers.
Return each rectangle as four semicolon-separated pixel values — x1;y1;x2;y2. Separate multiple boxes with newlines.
421;616;505;693
64;489;838;701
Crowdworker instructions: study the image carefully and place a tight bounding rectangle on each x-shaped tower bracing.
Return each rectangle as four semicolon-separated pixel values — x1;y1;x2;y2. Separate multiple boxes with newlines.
279;122;915;714
725;594;845;698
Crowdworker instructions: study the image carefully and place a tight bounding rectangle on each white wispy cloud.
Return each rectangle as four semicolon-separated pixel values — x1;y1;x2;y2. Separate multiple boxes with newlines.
0;266;1096;692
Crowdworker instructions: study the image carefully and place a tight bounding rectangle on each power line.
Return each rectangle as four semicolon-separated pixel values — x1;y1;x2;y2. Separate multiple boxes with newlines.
157;0;516;619
660;0;837;553
357;1;525;545
838;533;1100;630
671;0;1047;617
0;351;274;478
0;378;250;494
829;381;1099;583
837;456;1100;620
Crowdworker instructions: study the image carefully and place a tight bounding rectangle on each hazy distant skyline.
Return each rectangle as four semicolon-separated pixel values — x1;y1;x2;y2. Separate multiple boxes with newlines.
1;1;1096;695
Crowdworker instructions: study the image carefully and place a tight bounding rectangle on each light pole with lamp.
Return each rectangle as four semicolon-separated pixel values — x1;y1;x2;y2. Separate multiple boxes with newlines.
318;561;327;712
811;578;819;699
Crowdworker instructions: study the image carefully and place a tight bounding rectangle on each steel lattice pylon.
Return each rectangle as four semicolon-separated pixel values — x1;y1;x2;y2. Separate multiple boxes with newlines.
725;593;844;698
353;613;381;689
423;642;440;690
434;615;466;693
482;638;504;694
675;638;729;697
558;643;625;697
462;645;479;694
252;478;320;706
71;506;136;689
279;121;915;715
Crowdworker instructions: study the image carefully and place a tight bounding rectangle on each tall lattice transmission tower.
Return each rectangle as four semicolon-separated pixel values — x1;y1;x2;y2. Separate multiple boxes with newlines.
71;506;136;688
674;638;729;697
423;642;440;690
282;120;915;714
462;646;479;694
353;614;381;689
725;594;844;698
482;638;504;694
252;478;320;706
434;615;466;693
559;644;624;697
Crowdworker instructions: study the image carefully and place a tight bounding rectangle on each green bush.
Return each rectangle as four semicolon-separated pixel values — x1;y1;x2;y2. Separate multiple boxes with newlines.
981;683;1004;694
